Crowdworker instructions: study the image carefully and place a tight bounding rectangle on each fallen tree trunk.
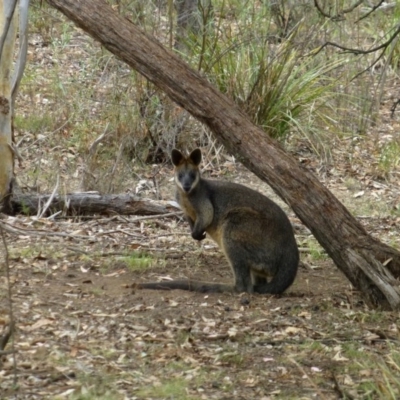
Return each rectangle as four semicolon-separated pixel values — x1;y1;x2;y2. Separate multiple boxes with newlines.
46;0;400;309
11;192;175;216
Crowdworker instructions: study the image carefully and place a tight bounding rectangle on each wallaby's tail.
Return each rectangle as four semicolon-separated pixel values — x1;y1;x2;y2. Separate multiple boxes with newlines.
137;280;234;293
254;250;299;295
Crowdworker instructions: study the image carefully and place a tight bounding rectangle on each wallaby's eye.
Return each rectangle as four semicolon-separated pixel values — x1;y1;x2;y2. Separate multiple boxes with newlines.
189;172;196;181
178;172;184;180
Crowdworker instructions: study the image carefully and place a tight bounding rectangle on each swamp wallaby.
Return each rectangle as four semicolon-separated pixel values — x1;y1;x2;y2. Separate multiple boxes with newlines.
138;148;299;294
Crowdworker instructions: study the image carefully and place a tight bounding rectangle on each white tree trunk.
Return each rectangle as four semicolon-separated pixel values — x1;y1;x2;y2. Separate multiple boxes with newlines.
0;0;29;212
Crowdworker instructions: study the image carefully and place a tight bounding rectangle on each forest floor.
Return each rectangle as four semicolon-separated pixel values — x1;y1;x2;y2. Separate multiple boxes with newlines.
1;152;400;399
2;5;400;399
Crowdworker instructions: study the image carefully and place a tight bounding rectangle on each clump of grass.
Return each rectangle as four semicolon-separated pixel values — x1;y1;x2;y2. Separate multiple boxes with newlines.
179;1;349;148
121;252;157;272
303;237;328;262
379;140;400;177
66;388;122;400
217;351;243;367
135;377;196;400
356;350;400;399
50;351;125;400
64;378;124;400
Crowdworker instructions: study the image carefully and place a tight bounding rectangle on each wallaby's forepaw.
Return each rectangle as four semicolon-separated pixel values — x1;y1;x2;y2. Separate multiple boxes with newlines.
192;231;206;241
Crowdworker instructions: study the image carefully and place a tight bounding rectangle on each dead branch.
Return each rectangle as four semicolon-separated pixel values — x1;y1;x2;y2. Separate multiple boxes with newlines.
359;1;390;22
316;23;400;56
10;191;176;217
314;0;364;21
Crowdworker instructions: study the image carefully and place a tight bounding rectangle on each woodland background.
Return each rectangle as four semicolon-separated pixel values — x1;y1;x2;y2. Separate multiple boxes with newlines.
1;0;400;399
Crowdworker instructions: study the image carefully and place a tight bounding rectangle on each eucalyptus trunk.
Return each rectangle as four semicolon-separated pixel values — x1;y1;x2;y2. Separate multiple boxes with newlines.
0;0;29;213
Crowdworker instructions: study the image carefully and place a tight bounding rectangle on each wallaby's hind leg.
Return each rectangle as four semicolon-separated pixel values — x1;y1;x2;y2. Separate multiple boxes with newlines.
222;211;282;293
222;241;254;293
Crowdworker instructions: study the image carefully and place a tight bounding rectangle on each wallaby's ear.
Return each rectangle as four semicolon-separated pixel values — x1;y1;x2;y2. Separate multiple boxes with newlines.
189;148;202;166
171;149;184;166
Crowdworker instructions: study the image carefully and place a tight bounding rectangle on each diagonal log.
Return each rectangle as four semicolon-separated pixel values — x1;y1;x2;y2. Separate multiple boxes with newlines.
45;0;400;309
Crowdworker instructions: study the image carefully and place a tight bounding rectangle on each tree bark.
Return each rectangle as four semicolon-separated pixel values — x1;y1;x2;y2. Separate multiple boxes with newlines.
0;0;29;213
45;0;400;309
11;192;175;217
0;1;17;214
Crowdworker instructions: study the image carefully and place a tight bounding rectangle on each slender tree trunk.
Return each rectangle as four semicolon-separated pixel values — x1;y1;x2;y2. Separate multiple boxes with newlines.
0;1;17;213
45;0;400;309
0;0;29;213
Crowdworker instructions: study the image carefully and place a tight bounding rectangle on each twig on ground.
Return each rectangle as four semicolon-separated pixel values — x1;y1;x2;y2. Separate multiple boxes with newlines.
66;246;90;255
37;174;60;218
332;373;356;400
290;357;328;400
129;211;183;222
0;221;92;239
96;229;142;237
88;123;109;156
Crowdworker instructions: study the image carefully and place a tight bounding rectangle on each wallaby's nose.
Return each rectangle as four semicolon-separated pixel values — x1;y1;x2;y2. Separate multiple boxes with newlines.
183;184;192;192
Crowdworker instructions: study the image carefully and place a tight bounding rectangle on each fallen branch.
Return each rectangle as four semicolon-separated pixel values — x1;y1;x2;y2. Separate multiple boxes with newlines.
11;191;177;216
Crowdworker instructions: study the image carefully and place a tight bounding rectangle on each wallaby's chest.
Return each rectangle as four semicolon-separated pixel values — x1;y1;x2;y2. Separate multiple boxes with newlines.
178;193;198;221
206;225;223;246
177;190;214;224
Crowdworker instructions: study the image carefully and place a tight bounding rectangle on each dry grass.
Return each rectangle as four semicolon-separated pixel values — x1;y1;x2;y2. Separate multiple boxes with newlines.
17;1;400;189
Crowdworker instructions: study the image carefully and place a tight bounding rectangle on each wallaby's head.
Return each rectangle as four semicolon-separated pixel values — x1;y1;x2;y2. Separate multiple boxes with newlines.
171;148;202;193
